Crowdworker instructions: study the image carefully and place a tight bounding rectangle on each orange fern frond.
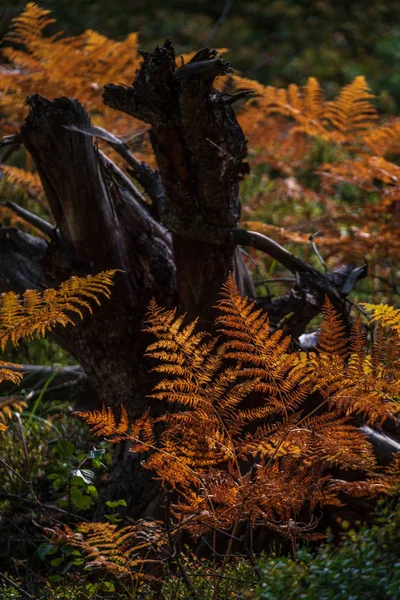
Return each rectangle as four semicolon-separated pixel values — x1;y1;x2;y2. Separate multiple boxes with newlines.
317;297;348;357
75;404;129;438
0;395;27;423
48;520;165;583
0;361;23;385
361;303;400;334
76;278;400;540
324;76;378;140
0;270;116;350
2;165;44;198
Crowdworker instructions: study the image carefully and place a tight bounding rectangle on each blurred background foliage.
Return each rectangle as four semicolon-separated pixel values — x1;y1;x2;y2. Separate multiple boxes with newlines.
2;0;400;112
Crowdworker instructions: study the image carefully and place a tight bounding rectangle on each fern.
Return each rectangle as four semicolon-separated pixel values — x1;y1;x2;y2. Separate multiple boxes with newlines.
0;270;115;432
0;3;142;137
78;278;400;542
2;165;44;198
324;76;378;139
0;395;27;424
362;303;400;333
0;269;117;350
47;521;165;584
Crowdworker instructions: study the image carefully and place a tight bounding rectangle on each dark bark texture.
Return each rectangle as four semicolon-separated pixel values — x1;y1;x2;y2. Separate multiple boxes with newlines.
0;43;382;517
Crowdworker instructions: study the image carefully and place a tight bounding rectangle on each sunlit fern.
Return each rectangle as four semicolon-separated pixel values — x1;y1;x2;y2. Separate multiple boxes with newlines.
0;270;116;431
47;520;166;585
77;277;400;542
0;269;117;350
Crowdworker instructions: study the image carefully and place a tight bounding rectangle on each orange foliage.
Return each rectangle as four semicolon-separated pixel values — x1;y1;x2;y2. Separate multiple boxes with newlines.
1;4;399;279
78;278;400;543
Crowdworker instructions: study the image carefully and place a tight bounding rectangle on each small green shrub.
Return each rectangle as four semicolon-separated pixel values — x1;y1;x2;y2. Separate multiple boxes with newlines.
254;502;400;600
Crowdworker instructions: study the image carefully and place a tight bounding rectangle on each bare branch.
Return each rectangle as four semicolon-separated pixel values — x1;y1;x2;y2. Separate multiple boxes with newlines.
309;231;328;273
234;228;309;275
3;200;57;238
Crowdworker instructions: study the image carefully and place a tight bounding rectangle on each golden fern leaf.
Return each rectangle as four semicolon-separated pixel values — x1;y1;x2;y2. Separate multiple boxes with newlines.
311;305;400;425
2;165;44;197
310;297;348;388
0;270;116;350
329;456;400;498
361;303;400;334
0;2;142;140
216;275;311;416
78;280;400;540
362;120;400;156
0;395;27;424
48;520;165;583
4;2;56;48
75;404;128;438
0;361;23;385
317;297;348;357
324;76;378;139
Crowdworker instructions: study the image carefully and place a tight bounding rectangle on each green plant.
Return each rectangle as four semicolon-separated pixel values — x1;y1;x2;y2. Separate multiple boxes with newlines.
46;440;105;512
253;502;400;600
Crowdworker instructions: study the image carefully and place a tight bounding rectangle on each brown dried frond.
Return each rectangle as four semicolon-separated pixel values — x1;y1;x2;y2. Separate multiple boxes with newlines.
0;3;142;138
48;520;166;583
233;74;376;146
0;270;116;350
362;120;400;156
310;302;400;425
329;455;400;498
317;298;348;357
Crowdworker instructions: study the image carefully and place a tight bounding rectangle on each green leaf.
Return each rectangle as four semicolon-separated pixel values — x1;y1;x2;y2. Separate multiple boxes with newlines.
88;485;98;498
48;574;62;583
50;556;64;567
70;488;92;510
72;468;95;484
88;448;106;459
38;543;54;561
105;513;122;523
102;581;116;592
56;439;75;458
106;499;127;508
70;475;87;488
